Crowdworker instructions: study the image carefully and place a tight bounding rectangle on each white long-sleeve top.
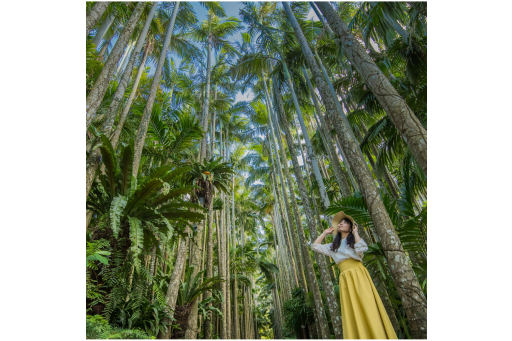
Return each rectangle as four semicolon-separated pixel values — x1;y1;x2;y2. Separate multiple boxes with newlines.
311;238;369;264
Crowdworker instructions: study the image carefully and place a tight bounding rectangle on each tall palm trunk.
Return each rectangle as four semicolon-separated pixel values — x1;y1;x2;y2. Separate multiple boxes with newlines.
271;77;331;339
292;4;428;338
204;204;215;338
225;191;232;339
302;66;351;197
86;2;110;37
280;61;330;210
315;2;427;177
86;2;144;131
266;128;300;289
269;101;309;295
158;233;189;339
92;13;115;47
217;207;227;338
233;269;239;339
86;3;158;198
199;36;212;161
116;40;135;76
263;75;305;290
132;2;180;176
109;38;151;149
98;34;114;58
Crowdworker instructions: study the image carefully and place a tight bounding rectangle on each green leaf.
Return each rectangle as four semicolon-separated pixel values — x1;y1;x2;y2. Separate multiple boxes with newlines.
110;195;127;239
128;216;143;271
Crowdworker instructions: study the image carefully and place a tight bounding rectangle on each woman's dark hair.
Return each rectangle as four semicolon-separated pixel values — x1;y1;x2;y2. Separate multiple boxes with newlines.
330;218;355;252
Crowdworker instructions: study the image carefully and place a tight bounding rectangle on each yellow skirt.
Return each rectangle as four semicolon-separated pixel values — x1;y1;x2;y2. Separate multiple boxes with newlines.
337;259;398;339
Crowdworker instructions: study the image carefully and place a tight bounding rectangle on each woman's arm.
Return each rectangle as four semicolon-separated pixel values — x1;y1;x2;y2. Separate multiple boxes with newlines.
314;227;334;244
353;223;362;243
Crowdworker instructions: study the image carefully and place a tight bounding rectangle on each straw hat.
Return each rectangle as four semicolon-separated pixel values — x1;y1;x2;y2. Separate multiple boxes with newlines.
331;211;355;237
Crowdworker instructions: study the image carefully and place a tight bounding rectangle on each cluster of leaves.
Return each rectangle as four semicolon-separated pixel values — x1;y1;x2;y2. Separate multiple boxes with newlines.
86;315;155;339
281;287;315;338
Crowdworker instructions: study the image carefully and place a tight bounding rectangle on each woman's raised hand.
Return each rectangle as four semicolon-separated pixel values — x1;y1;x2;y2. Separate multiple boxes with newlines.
323;227;335;235
352;222;359;234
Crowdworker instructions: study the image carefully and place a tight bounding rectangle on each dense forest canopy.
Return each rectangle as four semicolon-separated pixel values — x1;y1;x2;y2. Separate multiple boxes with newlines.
86;1;427;339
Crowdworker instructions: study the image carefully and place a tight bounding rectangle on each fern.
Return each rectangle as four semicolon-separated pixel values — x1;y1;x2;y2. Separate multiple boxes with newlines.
110;195;127;239
128;216;143;271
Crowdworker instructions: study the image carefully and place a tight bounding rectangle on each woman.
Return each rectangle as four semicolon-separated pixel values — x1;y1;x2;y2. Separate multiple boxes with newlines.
311;211;397;339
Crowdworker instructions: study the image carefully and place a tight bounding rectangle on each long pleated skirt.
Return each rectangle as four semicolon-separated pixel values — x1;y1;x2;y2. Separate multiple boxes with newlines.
337;259;398;339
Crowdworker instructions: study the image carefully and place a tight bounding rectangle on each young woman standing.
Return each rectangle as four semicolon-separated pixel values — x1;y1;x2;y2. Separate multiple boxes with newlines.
311;211;398;339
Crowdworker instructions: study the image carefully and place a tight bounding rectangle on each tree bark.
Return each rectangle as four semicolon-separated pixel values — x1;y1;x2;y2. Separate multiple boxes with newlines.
184;208;208;338
204;206;214;338
86;2;110;37
316;2;427;177
281;61;330;210
225;192;232;339
132;2;180;176
272;76;331;339
199;37;212;161
109;39;151;149
116;40;135;77
86;2;144;131
158;232;189;339
216;208;227;339
302;66;351;197
86;3;158;198
92;13;115;47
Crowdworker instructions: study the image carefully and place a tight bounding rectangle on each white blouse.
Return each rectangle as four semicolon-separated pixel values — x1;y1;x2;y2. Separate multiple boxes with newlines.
311;238;369;264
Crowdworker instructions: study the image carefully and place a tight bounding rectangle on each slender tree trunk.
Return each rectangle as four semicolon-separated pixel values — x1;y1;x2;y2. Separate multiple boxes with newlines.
303;66;351;197
116;41;135;76
132;2;180;176
295;4;429;338
86;3;158;198
233;272;239;339
86;2;109;37
281;61;330;210
199;36;212;161
315;2;427;177
109;39;151;149
98;34;113;58
204;204;215;338
217;208;227;339
92;13;115;46
267;134;299;286
86;210;93;230
263;75;304;291
270;95;310;295
158;232;189;339
86;2;144;131
271;76;331;339
225;192;232;339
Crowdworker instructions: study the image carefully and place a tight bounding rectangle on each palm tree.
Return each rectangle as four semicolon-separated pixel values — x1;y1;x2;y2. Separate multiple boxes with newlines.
187;8;242;161
86;2;158;198
132;2;180;176
182;158;235;339
315;2;427;177
86;1;110;37
86;2;145;132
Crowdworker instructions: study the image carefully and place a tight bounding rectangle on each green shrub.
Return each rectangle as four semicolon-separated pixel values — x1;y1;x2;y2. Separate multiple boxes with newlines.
86;315;155;339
